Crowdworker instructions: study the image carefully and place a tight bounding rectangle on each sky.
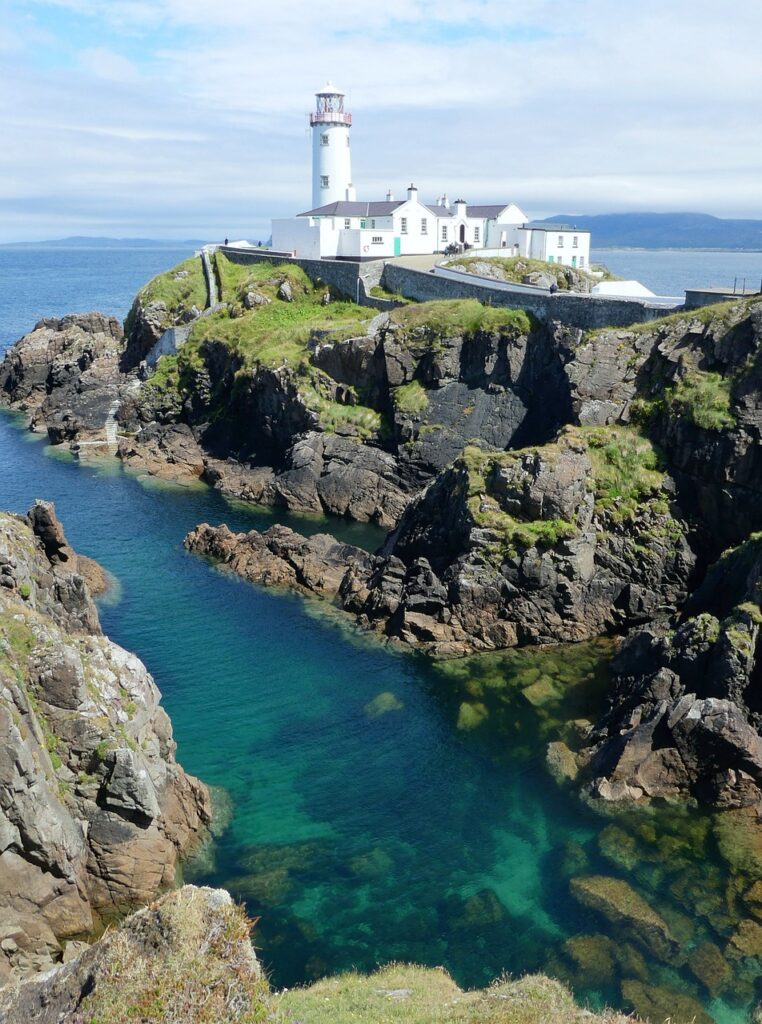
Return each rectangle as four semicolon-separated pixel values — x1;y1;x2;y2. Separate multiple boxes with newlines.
1;0;761;241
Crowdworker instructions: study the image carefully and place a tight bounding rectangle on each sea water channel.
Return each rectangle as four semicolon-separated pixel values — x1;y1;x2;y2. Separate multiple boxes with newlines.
2;244;762;1021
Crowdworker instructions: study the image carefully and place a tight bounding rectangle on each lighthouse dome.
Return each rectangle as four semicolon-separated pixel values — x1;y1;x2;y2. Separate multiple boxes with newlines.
317;81;344;95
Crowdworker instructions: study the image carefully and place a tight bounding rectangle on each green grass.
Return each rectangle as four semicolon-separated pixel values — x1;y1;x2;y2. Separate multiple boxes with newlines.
390;299;533;340
446;255;602;290
189;295;370;370
393;380;429;414
213;254;316;306
134;257;207;319
278;965;635;1023
583;426;665;522
661;369;735;431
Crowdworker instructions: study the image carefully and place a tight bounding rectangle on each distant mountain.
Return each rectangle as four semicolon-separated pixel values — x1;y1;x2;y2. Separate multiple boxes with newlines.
541;213;762;251
0;237;211;249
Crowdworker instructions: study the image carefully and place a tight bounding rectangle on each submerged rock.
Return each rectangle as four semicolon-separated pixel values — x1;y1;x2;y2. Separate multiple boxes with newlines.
569;875;678;961
621;979;713;1024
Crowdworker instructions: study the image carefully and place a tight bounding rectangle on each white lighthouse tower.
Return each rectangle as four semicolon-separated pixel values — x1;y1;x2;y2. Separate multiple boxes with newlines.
311;82;353;208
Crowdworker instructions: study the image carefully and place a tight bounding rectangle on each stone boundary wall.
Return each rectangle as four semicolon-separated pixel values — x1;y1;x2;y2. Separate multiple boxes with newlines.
217;247;680;329
382;263;676;330
217;247;396;310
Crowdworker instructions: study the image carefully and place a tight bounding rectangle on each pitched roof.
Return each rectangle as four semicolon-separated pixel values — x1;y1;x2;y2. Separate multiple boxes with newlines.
466;204;509;219
423;204;452;217
299;201;403;217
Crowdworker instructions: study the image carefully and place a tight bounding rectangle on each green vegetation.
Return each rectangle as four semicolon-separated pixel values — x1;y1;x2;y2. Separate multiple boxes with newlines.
393;380;429;414
79;890;271;1024
446;255;604;290
141;354;182;403
390;299;532;341
662;369;735;431
369;283;411;303
460;444;577;559
583;426;665;522
130;257;207;330
278;965;634;1024
458;425;669;561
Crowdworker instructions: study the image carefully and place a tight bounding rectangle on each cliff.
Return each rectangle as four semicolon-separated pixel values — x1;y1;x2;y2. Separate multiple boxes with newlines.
0;503;210;985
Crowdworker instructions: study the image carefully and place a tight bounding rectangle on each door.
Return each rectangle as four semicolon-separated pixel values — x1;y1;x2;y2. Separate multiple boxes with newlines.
572;256;577;268
459;224;466;244
394;237;401;256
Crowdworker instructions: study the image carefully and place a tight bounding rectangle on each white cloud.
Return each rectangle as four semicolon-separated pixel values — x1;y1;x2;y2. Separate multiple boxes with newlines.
2;0;762;240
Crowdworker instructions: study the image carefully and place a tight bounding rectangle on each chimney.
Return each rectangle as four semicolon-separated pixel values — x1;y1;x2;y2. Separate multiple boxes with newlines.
345;183;357;201
386;189;394;201
442;193;449;210
407;182;418;201
455;198;467;216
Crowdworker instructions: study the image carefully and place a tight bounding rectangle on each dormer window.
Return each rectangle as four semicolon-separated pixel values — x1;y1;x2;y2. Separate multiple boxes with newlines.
320;134;329;146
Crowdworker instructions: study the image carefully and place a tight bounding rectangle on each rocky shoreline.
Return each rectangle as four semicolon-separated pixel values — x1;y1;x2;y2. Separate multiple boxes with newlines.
2;258;762;815
0;502;210;985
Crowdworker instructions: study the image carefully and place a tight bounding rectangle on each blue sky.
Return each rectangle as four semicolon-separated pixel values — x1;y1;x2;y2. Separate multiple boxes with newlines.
2;0;761;241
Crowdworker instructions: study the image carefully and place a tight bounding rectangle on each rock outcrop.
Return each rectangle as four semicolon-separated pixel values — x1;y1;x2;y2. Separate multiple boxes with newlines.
0;503;210;984
186;426;695;657
566;297;762;553
581;532;762;807
0;313;127;447
0;886;265;1024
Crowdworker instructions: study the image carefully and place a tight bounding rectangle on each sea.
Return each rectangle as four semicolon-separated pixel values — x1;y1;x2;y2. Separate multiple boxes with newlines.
1;243;761;1023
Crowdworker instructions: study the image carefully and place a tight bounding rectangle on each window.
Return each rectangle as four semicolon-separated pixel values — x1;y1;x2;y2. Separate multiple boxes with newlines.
558;235;564;247
400;217;408;234
360;219;366;229
372;236;383;244
557;256;563;265
548;254;555;263
573;235;579;248
371;219;376;228
320;134;329;146
442;225;448;241
421;218;428;235
344;218;351;229
474;226;480;242
320;175;329;189
579;256;585;268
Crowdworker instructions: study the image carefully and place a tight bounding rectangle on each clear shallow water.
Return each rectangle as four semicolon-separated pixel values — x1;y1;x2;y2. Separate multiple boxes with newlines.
1;246;761;1022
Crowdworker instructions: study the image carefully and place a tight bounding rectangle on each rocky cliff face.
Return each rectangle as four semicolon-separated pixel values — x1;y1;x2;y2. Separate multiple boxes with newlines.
186;426;695;657
0;503;210;985
566;297;762;553
0;313;128;446
580;533;762;807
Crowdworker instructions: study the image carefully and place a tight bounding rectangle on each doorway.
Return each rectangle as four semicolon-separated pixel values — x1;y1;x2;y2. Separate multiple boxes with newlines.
459;224;466;244
394;237;401;256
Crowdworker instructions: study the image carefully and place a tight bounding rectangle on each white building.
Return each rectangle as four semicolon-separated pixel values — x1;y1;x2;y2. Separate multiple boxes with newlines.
272;84;591;266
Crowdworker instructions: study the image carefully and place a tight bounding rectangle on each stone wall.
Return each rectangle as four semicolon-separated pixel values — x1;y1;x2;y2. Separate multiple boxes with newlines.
219;247;680;329
382;263;676;330
218;247;395;310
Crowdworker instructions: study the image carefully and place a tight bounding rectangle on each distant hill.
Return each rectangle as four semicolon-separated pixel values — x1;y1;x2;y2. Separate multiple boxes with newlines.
541;213;762;251
0;237;211;249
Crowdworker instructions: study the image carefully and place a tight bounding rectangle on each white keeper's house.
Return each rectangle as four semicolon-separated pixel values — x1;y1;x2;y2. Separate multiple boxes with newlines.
271;83;591;266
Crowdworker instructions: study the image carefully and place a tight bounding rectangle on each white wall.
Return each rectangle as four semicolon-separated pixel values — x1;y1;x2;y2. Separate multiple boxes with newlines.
312;121;352;208
272;217;325;259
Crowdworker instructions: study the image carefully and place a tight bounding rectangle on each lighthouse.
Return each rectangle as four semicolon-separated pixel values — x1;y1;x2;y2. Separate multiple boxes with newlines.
310;82;353;208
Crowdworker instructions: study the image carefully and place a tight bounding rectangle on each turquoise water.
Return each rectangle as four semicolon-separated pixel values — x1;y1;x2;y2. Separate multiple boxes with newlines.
1;246;761;1021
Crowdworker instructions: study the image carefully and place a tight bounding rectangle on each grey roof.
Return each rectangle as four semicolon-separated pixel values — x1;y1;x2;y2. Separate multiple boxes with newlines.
525;221;589;233
299;201;403;217
466;204;509;219
423;203;452;217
